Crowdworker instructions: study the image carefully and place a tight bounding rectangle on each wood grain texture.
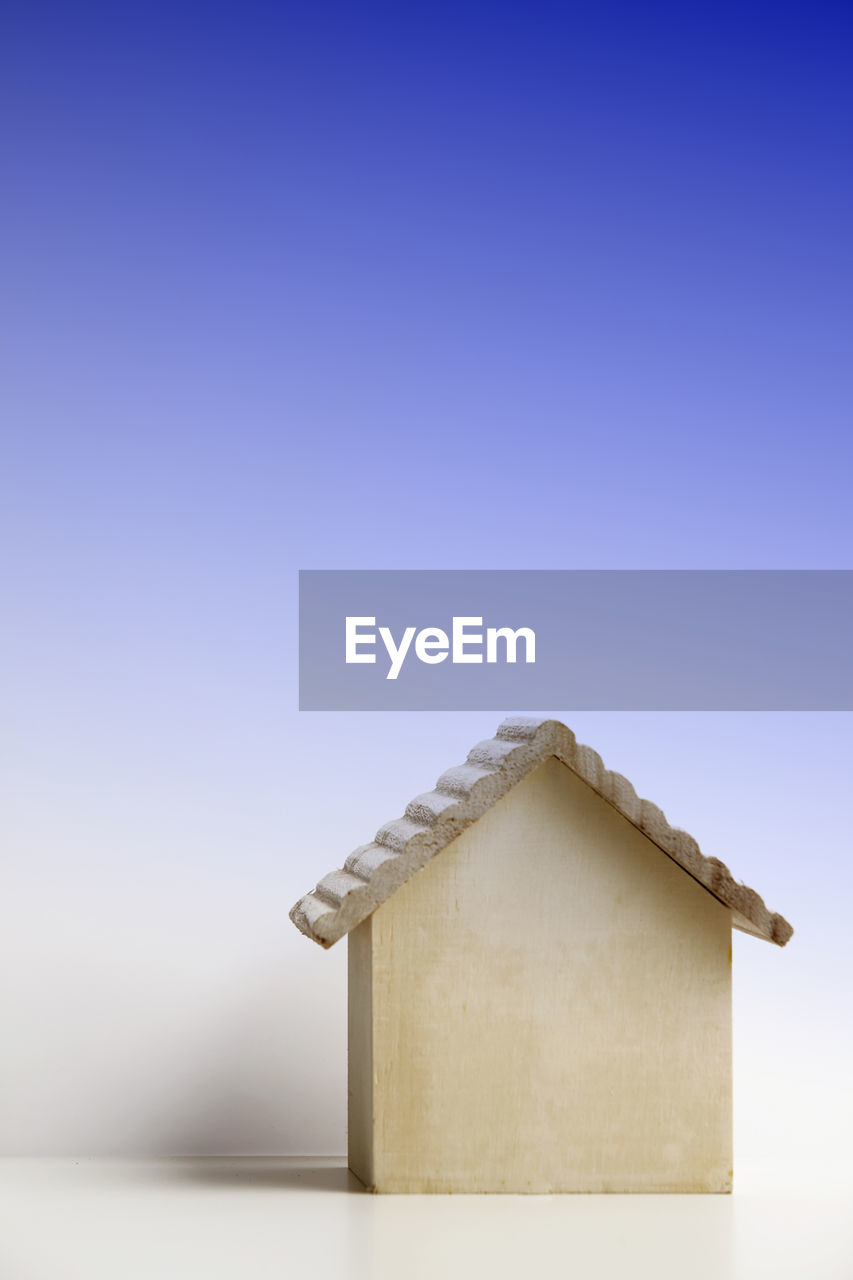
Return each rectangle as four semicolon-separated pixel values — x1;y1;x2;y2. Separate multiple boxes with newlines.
293;716;792;949
350;757;733;1194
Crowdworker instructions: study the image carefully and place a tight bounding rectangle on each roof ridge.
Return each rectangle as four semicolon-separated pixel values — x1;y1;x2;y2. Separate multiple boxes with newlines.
289;716;793;949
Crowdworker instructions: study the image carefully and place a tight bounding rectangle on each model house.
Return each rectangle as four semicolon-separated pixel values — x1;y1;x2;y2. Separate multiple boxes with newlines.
290;716;792;1194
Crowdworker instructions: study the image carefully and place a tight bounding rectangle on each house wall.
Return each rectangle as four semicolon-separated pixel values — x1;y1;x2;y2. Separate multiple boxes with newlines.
348;756;732;1193
347;914;373;1188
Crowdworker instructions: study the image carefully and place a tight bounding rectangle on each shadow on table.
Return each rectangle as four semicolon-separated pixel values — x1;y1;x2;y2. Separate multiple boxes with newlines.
168;1158;366;1193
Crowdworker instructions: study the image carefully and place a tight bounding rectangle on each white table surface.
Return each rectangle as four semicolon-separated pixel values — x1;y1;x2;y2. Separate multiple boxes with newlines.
0;1157;850;1280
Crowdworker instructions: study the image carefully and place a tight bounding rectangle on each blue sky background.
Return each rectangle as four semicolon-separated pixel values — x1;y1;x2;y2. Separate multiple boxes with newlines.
1;2;852;1161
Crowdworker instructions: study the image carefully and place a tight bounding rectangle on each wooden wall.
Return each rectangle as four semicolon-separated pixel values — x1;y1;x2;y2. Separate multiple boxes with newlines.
348;756;732;1193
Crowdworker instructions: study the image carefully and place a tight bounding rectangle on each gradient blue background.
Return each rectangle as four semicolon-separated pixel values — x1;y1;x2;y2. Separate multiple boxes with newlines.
1;1;851;1175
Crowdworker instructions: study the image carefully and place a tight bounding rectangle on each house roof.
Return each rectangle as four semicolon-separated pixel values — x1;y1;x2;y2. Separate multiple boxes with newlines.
290;716;793;950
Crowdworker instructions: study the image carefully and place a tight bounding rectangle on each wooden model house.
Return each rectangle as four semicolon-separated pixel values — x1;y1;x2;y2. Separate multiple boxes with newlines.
290;717;792;1194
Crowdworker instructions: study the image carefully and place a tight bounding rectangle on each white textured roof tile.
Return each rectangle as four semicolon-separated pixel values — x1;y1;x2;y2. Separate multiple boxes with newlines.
289;717;793;950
